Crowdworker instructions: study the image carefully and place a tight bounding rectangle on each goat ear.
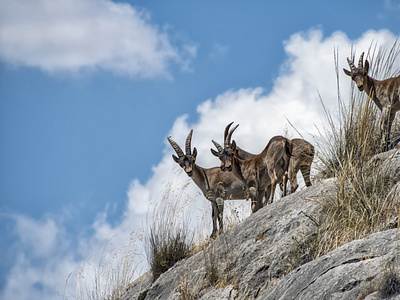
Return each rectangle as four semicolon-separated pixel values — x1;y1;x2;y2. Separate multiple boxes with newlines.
211;148;219;157
231;140;236;150
364;60;369;74
192;147;197;158
172;154;179;163
343;68;351;76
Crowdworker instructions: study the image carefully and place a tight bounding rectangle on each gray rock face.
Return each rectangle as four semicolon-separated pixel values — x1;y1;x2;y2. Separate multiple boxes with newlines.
122;149;400;300
263;229;400;300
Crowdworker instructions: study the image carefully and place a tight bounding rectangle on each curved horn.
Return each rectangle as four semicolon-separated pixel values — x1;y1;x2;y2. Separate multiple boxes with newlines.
347;57;356;71
358;52;364;69
212;140;223;152
167;136;184;157
185;129;193;155
226;124;239;146
224;122;234;142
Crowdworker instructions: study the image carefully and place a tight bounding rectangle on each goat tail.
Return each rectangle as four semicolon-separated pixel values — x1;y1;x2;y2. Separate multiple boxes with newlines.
308;143;315;159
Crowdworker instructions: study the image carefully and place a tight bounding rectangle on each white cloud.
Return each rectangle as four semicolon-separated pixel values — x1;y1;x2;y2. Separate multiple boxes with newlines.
2;28;399;300
12;215;66;257
2;213;144;300
0;0;195;78
1;215;78;300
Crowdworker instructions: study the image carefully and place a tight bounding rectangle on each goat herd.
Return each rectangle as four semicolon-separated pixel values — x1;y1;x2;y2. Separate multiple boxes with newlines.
168;53;400;238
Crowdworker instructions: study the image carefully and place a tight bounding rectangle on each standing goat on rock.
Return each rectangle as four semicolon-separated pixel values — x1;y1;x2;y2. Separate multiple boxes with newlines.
281;138;315;194
211;123;292;212
344;52;400;151
168;130;251;238
211;122;281;205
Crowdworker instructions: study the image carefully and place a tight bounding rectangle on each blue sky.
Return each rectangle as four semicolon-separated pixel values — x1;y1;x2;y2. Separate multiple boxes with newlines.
0;1;399;299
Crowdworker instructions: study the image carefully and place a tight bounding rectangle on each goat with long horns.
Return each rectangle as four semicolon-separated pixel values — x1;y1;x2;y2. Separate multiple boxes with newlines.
168;129;251;238
344;52;400;151
211;123;292;211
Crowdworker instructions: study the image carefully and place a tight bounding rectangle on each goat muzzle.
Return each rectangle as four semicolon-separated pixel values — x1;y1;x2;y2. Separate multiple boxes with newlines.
221;165;232;172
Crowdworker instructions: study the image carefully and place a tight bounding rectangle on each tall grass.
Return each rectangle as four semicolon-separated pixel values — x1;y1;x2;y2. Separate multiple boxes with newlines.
313;41;400;258
65;233;142;300
145;181;196;282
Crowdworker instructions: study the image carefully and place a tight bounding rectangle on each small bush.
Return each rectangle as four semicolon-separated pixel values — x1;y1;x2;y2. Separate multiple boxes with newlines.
379;272;400;298
148;226;191;282
146;184;195;282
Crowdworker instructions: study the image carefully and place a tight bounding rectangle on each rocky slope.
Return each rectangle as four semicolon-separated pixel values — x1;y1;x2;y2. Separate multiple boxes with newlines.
123;149;400;300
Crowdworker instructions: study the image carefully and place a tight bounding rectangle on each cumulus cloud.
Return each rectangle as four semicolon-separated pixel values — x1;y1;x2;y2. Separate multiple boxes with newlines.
2;28;399;300
0;0;195;77
12;215;66;257
1;215;78;300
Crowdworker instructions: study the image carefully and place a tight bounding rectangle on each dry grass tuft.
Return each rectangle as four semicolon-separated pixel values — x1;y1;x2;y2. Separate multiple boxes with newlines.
145;183;196;282
379;272;400;298
285;233;319;273
65;233;142;300
178;277;197;300
377;256;400;299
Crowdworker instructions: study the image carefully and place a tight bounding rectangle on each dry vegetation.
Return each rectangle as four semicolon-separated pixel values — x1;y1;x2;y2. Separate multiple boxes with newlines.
145;179;249;283
311;41;400;260
145;183;195;282
64;233;142;300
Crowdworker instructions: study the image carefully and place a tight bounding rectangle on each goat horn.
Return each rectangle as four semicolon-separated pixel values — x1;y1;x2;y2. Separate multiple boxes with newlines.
167;136;184;157
347;57;356;71
226;124;239;146
212;140;223;152
185;129;193;155
358;52;364;69
224;122;234;142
